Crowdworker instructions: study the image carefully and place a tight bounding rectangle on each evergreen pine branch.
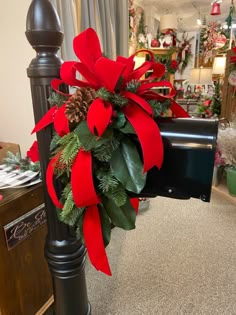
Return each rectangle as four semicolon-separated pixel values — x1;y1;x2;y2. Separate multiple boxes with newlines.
110;94;128;107
58;187;85;226
104;183;127;207
60;133;81;167
93;137;120;162
62;183;71;199
50;133;61;152
148;99;171;117
61;190;74;218
48;92;68;106
59;206;85;226
96;167;127;207
3;152;40;173
57;132;75;147
4;151;22;166
126;80;141;93
97;87;112;101
97;168;120;192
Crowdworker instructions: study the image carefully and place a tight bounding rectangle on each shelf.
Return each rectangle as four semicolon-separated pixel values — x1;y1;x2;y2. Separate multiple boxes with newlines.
212;184;236;205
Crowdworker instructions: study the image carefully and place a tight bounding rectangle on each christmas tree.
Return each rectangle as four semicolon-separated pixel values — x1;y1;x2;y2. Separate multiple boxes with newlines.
211;80;221;116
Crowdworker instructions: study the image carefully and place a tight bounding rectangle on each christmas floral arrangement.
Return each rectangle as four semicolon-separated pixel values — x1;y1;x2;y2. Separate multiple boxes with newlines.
201;22;228;64
32;28;188;276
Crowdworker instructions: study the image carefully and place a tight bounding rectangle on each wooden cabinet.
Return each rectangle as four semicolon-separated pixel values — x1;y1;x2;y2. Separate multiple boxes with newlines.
0;185;52;315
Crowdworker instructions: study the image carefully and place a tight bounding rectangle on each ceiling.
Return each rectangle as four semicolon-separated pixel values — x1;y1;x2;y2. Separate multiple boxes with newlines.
142;0;233;31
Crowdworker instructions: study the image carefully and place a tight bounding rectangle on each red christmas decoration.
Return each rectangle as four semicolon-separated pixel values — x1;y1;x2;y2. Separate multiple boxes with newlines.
32;28;189;276
211;1;221;16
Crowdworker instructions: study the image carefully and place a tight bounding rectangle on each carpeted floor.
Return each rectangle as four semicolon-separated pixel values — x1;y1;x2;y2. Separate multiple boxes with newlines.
84;192;236;315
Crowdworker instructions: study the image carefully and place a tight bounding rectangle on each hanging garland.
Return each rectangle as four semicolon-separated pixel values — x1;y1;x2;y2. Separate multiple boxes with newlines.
32;28;189;276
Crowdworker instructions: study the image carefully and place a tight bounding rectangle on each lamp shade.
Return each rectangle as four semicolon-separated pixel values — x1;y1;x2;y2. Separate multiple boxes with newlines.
189;68;213;85
160;14;178;33
212;56;226;75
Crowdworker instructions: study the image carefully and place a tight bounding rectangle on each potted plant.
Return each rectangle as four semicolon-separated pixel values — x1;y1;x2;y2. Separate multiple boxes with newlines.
217;127;236;196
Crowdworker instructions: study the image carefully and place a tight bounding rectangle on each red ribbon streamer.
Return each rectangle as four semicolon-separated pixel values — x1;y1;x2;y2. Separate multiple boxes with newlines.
170;100;190;118
71;149;100;207
46;154;63;209
130;198;139;214
122;103;163;172
31;106;57;134
83;205;112;276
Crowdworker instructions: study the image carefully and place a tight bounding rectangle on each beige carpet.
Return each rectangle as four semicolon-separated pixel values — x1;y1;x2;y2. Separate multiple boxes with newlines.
85;192;236;315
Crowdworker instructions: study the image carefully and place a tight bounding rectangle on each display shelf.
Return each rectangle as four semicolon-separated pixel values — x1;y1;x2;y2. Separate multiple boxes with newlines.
212;184;236;205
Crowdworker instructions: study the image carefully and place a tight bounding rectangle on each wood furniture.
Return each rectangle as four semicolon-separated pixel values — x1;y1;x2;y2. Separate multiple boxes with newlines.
0;184;52;315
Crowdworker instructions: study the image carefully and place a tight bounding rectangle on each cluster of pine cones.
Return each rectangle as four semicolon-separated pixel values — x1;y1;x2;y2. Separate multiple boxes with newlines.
65;87;97;123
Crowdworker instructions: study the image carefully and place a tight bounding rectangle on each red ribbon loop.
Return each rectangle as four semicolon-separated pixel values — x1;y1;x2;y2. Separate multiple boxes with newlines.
123;91;153;115
71;149;100;207
122;103;163;172
87;99;113;137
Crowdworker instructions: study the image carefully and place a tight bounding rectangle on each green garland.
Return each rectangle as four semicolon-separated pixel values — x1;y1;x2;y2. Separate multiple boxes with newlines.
3;151;40;172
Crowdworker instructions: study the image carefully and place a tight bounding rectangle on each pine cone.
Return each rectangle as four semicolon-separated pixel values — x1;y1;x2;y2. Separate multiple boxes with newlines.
65;87;97;123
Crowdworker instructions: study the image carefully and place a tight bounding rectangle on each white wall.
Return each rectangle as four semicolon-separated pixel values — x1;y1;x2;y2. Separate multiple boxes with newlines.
0;0;36;156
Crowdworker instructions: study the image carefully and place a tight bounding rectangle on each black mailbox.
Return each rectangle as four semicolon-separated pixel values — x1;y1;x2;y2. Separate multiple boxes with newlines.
133;118;219;202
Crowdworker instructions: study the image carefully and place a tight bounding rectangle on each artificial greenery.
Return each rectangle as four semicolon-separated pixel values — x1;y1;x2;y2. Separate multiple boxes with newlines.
3;151;40;172
48;85;170;239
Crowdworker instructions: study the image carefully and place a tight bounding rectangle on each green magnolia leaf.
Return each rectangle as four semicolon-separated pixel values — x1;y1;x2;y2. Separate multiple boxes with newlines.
113;112;126;129
74;121;112;150
98;204;111;247
110;137;146;193
119;121;136;134
102;197;136;230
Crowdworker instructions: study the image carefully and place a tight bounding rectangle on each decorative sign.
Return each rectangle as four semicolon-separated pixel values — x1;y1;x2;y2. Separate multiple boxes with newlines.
228;70;236;87
4;203;46;250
